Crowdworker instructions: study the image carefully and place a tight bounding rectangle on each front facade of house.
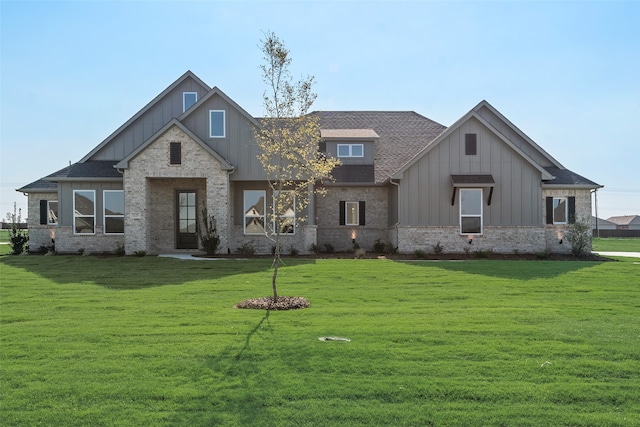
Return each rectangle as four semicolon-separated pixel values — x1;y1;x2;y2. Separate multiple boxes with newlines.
18;71;602;255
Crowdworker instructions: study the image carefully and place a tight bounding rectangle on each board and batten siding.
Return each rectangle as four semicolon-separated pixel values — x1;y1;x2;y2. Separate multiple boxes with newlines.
89;77;209;161
398;116;542;227
475;104;556;168
180;94;263;181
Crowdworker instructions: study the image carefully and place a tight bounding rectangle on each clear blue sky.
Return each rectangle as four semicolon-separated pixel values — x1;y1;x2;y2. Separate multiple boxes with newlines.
1;0;639;220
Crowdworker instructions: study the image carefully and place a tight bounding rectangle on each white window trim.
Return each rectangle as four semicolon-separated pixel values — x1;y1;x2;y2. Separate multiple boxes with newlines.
459;188;483;235
345;201;359;226
273;191;296;235
553;197;568;225
209;110;226;138
73;190;96;235
183;92;198;112
47;200;58;225
337;144;364;158
244;190;266;235
103;190;124;235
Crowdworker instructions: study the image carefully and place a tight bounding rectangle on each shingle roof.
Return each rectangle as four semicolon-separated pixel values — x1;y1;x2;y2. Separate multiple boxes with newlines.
543;167;601;187
44;161;122;179
606;215;640;225
313;111;447;183
16;178;58;192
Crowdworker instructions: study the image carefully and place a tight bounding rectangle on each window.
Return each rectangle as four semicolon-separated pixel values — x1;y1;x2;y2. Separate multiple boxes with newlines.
553;197;567;224
209;110;226;138
183;92;197;112
337;144;364;158
73;190;95;234
244;190;265;234
40;200;58;225
465;133;477;155
273;191;295;234
48;201;58;225
460;188;482;234
339;201;366;226
170;142;181;165
104;190;124;234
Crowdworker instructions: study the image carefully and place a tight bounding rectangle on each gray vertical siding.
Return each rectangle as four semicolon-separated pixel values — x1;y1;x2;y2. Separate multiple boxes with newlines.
181;94;264;181
398;116;542;227
475;105;556;168
89;77;209;161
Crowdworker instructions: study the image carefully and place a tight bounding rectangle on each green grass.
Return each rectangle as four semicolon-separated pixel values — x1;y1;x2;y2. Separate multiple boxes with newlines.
1;255;639;426
593;237;640;252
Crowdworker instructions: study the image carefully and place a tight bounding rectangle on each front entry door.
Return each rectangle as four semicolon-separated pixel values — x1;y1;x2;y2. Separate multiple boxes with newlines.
176;191;198;249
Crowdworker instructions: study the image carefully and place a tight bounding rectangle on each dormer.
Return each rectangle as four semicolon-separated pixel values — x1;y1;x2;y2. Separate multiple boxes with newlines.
321;129;379;183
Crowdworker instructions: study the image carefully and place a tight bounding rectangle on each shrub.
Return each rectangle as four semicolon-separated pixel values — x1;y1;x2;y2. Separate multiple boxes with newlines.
6;203;28;255
114;243;125;256
288;246;300;257
236;243;255;256
373;239;386;253
566;218;591;257
323;243;335;254
432;242;444;255
309;243;319;254
198;206;220;255
414;249;427;258
133;250;146;257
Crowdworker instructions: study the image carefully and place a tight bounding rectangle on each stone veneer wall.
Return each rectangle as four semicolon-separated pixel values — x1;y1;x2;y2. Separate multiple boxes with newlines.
124;125;229;255
228;225;317;255
55;226;124;254
316;186;389;252
26;192;56;252
542;188;593;254
397;226;546;254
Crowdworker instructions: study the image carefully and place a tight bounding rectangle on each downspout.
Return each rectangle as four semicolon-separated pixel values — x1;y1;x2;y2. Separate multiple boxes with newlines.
390;179;401;247
227;167;236;254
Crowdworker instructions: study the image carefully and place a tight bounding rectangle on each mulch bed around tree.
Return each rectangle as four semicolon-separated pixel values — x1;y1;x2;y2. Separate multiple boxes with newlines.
234;296;310;310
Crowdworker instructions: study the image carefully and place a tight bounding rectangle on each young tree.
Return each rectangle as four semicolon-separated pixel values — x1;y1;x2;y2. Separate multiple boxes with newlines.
254;31;340;301
6;202;28;255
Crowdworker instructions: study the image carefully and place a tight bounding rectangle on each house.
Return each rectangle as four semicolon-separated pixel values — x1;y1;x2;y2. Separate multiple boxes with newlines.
17;71;602;255
592;216;617;231
607;215;640;230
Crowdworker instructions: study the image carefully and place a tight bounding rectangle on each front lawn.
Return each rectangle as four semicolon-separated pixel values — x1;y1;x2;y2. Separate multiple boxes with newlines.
1;255;638;426
593;237;640;252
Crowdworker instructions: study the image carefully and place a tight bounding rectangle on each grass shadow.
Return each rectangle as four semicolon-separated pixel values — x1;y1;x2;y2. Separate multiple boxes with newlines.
400;259;605;280
0;254;315;290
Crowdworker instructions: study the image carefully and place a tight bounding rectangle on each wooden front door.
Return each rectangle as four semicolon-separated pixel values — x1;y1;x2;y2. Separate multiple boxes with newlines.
176;191;198;249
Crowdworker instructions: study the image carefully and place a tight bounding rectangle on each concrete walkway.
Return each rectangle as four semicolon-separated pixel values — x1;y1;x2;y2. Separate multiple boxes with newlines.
593;251;640;258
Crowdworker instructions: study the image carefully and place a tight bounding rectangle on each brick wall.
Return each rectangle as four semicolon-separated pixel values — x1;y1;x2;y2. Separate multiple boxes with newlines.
316;186;389;252
542;188;593;254
55;226;124;254
26;192;56;252
124;125;229;255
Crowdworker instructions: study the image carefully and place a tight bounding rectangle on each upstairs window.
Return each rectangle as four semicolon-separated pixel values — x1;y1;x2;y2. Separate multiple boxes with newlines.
465;133;477;155
337;144;364;158
73;190;95;234
104;190;124;234
170;142;182;165
460;188;482;234
183;92;197;112
209;110;226;138
244;190;265;235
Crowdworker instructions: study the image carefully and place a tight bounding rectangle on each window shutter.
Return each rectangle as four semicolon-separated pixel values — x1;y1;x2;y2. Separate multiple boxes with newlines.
359;201;366;226
318;142;326;153
568;197;576;224
545;197;553;224
170;142;181;165
40;200;48;225
339;201;345;226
